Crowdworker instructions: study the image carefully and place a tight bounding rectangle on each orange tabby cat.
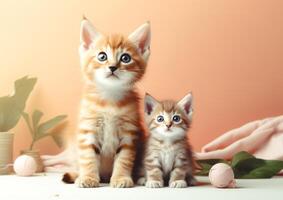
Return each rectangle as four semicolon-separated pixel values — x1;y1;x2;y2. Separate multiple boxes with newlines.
63;17;150;188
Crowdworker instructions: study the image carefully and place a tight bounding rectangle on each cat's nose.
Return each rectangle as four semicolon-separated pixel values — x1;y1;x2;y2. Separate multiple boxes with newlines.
109;66;118;72
166;123;172;129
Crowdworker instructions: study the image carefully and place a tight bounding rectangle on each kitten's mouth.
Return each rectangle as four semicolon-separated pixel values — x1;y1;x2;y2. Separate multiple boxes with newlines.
106;73;119;79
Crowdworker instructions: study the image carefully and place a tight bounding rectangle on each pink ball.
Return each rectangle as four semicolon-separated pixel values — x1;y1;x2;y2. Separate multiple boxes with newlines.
14;155;37;176
209;163;236;188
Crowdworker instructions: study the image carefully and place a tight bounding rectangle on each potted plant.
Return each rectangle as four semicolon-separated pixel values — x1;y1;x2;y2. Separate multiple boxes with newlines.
0;76;37;174
22;109;67;172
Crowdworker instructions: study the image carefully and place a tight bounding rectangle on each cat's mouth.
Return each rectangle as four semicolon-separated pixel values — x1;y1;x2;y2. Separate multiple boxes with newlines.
106;73;119;79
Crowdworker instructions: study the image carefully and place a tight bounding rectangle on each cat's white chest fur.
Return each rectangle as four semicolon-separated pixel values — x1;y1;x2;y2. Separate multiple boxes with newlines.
100;113;119;154
160;146;176;175
97;109;121;179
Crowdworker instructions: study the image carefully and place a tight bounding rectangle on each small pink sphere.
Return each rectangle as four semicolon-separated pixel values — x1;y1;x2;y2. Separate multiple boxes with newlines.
209;163;236;188
14;155;37;176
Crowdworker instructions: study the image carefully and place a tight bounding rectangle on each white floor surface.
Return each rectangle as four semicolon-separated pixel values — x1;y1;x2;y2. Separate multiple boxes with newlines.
0;173;282;200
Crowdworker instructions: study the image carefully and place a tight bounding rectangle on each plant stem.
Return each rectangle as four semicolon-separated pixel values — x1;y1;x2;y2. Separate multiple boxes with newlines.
29;140;34;150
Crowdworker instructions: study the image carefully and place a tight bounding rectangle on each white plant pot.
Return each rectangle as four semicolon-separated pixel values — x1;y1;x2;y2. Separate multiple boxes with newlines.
0;132;14;175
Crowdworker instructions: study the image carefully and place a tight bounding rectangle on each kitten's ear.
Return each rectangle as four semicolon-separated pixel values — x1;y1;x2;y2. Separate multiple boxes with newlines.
177;92;193;121
144;93;158;116
128;22;151;61
79;17;102;55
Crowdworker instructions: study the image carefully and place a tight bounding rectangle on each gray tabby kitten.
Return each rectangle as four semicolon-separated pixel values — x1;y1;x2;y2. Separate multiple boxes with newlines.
139;92;196;188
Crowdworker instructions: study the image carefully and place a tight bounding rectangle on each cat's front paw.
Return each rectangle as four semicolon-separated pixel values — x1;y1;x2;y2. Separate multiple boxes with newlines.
145;180;164;188
169;180;187;188
75;175;100;188
110;176;134;188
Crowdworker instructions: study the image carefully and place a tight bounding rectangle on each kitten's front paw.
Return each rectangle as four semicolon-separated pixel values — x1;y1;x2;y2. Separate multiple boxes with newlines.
110;177;134;188
75;175;100;188
145;180;163;188
169;180;187;188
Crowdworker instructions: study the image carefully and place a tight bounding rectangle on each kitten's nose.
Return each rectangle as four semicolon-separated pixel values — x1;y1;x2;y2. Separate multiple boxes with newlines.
109;66;118;72
166;123;172;129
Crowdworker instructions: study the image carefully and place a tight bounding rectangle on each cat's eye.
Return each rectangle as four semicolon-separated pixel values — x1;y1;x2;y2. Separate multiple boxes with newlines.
172;115;181;123
97;52;107;62
120;53;131;63
156;115;164;123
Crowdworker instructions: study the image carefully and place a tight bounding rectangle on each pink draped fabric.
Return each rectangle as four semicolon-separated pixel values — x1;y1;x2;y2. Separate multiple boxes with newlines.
195;115;283;161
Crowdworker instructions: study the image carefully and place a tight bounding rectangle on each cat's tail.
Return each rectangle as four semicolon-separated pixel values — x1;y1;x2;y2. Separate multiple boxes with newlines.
62;172;78;184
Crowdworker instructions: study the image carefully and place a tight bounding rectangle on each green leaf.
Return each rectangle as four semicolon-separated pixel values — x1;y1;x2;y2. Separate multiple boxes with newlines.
231;152;264;178
35;115;67;140
51;133;64;148
231;151;255;168
231;151;283;178
0;76;37;132
21;112;33;137
13;76;37;110
238;160;283;179
32;109;43;132
265;160;283;172
0;97;22;131
233;158;265;178
198;159;228;167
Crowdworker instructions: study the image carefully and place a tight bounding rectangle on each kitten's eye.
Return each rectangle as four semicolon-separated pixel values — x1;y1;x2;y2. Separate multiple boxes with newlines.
97;52;107;61
156;115;164;123
120;53;131;63
172;115;181;123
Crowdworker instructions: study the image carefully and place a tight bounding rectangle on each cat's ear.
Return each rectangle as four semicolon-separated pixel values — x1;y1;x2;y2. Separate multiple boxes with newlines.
177;92;193;121
79;17;102;55
128;22;151;61
144;93;159;116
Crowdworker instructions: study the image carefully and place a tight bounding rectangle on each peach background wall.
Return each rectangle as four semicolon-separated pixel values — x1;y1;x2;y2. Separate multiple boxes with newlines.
0;0;283;158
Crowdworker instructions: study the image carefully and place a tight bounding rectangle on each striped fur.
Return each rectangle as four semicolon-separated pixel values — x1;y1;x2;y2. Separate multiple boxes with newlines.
140;93;196;188
63;18;150;188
